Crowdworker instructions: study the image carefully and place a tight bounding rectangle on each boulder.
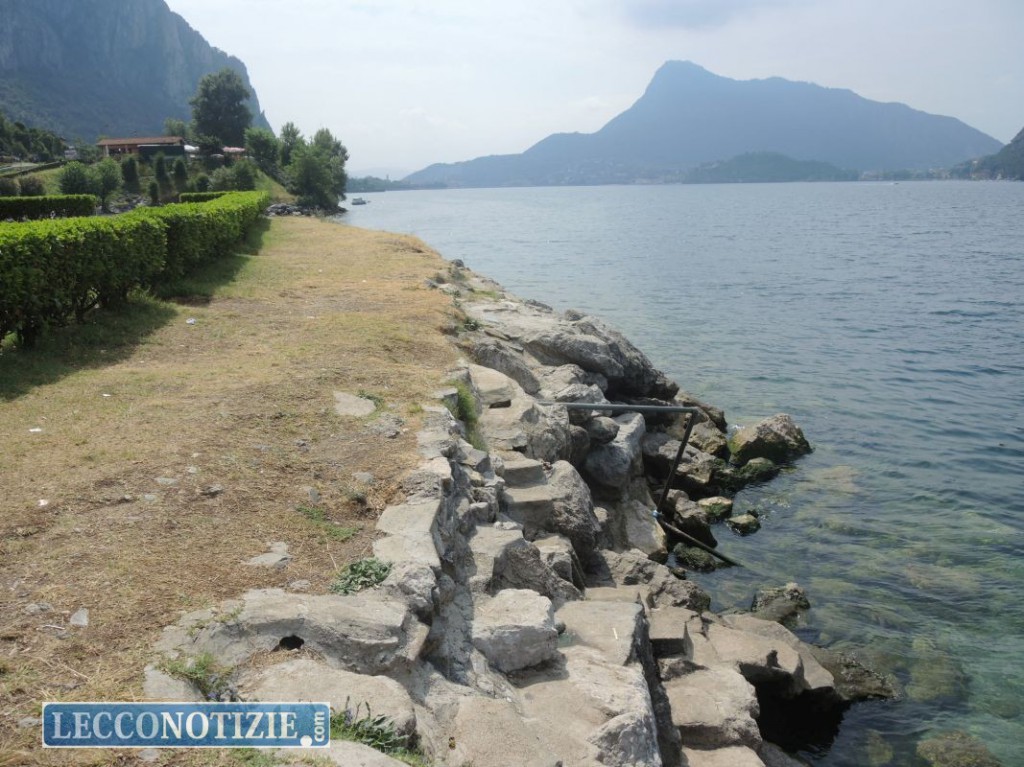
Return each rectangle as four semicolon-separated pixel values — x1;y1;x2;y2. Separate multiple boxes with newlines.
523;313;679;400
533;534;586;589
681;746;767;767
673;391;727;431
727;513;761;536
468;525;582;603
279;740;411;766
476;377;570;462
728;414;811;466
240;658;416;739
751;583;810;626
673;544;719;573
719;615;835;695
916;730;1002;767
379;562;438;620
443;695;564;767
586;415;621;444
665;666;761;749
688;420;729;458
502;461;602;565
462;337;542;394
697;496;733;522
589;549;711;612
621;500;669;562
470;589;559;672
156;589;428;675
583;412;646;495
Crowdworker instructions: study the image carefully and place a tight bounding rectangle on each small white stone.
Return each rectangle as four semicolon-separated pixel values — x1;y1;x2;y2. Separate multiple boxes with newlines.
70;608;89;627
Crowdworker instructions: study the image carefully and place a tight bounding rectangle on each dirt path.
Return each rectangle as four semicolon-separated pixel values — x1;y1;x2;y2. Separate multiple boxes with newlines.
0;216;461;765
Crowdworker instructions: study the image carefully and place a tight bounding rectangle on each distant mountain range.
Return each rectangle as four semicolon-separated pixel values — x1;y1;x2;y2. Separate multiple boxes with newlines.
0;0;270;143
404;61;1003;187
956;125;1024;180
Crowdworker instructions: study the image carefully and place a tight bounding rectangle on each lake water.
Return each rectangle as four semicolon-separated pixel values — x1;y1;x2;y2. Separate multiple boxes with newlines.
340;182;1024;766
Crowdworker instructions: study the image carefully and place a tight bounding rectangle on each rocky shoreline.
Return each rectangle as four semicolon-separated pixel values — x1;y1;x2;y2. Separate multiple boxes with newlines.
144;264;897;766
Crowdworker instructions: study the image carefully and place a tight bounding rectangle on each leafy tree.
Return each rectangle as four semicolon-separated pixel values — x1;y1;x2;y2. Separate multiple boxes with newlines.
172;157;189;192
164;117;189;139
154;154;171;196
195;174;211;192
94;158;122;211
148;180;160;206
58;162;98;195
279;122;303;166
284;129;348;209
121;156;140;193
244;127;280;177
190;68;252;147
18;175;45;196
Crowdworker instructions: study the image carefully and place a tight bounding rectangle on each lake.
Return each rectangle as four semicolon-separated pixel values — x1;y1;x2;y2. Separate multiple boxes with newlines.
340;181;1024;766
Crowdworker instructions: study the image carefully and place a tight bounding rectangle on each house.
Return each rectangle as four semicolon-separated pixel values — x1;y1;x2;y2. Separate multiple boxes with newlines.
97;136;186;159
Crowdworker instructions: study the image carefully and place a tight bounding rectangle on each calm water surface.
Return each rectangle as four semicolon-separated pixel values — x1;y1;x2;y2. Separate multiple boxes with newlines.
342;182;1024;765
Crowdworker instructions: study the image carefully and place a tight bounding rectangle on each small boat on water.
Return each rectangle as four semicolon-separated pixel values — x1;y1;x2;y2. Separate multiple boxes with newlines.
351;197;368;205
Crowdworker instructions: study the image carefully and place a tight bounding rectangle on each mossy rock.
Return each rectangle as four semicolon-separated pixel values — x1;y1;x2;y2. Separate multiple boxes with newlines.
672;544;718;572
916;731;1002;767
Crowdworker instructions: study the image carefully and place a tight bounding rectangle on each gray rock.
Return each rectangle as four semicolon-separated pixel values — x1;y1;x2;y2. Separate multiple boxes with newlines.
279;741;411;766
333;391;377;417
760;742;812;766
681;746;767;767
501;457;547;486
648;606;698;658
143;665;204;702
590;549;711;612
379;562;438;619
443;695;561;767
688;420;729;458
665;666;761;750
697;496;734;521
586;415;620;444
502;461;601;565
463;337;542;395
24;602;52;615
373;498;444;571
549;382;607;425
621;500;668;562
469;525;581;603
18;717;42;729
751;583;811;625
556;600;646;666
158;589;428;675
728;414;811;466
727;513;761;536
916;730;1002;767
673;391;728;431
720;614;836;695
471;589;558;672
70;608;89;627
584;413;646;494
240;658;416;739
672;544;719;573
533;533;585;589
245;542;291;569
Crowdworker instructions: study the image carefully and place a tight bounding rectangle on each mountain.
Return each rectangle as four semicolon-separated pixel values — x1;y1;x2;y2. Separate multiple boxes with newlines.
955;125;1024;180
683;152;858;184
0;0;271;143
404;61;1002;187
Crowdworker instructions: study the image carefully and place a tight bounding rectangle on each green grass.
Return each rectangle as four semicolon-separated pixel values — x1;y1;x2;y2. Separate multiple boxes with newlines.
331;700;430;766
160;652;234;701
297;504;359;542
447;379;486;451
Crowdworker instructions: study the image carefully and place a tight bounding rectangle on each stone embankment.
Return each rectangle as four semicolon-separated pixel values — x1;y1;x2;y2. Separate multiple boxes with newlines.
146;269;894;766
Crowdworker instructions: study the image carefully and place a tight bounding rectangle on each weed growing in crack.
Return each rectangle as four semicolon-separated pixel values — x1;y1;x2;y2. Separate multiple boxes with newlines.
331;698;428;766
161;652;236;700
330;558;392;595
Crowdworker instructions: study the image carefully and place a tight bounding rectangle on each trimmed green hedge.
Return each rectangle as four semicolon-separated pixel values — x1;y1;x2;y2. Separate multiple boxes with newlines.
0;191;269;346
178;191;228;203
0;195;98;220
131;191;268;281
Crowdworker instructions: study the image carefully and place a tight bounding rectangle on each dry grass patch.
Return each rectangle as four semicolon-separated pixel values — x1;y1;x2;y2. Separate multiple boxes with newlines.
0;217;461;765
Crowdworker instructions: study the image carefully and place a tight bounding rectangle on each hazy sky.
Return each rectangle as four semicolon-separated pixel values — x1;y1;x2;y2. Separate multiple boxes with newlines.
163;0;1022;177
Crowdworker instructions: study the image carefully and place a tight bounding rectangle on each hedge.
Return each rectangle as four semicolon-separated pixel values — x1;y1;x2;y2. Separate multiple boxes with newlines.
177;191;228;203
131;191;268;281
0;195;98;220
0;191;269;346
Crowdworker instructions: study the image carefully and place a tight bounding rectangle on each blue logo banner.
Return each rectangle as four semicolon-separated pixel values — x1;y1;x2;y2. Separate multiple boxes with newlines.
42;702;331;748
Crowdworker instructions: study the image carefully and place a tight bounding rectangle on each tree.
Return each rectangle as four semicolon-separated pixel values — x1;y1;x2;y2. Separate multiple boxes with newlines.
94;158;122;211
190;68;252;148
279;122;303;166
244;127;280;177
285;128;348;209
172;157;189;192
121;156;140;194
164;117;189;139
58;162;98;195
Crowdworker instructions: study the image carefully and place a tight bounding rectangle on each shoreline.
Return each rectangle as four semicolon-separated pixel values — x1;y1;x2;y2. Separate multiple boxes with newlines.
146;255;900;766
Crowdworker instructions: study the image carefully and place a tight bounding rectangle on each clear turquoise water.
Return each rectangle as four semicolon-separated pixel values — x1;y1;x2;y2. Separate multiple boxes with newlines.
342;182;1024;765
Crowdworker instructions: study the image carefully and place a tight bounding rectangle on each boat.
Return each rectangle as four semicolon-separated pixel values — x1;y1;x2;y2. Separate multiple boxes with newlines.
351;197;368;205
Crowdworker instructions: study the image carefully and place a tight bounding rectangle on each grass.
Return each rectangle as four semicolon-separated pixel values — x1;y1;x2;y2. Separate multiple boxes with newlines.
448;379;486;451
0;216;459;765
160;653;235;701
331;701;430;767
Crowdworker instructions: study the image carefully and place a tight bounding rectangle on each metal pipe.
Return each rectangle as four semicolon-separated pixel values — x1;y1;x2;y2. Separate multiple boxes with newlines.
538;399;744;568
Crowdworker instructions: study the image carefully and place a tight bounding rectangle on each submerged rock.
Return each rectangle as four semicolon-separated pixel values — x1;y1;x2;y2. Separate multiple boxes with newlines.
751;582;811;625
916;730;1003;767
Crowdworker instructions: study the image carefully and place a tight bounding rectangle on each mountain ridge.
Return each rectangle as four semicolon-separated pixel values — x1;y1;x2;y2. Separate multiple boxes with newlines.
0;0;271;143
405;61;1002;187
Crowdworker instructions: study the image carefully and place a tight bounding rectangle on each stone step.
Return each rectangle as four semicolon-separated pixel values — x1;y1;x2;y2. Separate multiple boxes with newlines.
501;457;547;487
648;606;699;658
664;666;762;751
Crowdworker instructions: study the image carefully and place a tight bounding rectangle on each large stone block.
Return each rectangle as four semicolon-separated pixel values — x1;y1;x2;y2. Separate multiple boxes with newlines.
471;589;558;672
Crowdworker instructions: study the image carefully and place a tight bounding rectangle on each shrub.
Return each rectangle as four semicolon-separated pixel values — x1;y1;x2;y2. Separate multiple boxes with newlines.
178;192;227;203
330;558;392;595
121;156;140;193
172;158;189;192
17;175;45;196
0;194;97;220
58;161;98;195
0;177;18;197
